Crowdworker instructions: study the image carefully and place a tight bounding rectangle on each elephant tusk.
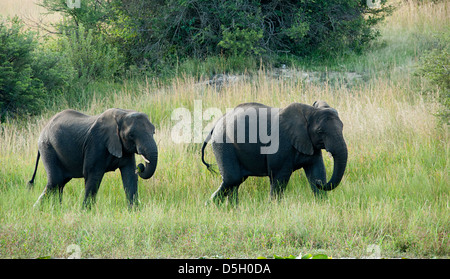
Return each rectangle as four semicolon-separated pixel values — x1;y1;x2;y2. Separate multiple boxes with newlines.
141;155;150;164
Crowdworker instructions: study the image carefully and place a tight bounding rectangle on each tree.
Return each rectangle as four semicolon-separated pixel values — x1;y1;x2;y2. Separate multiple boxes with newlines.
108;0;393;65
39;0;393;68
0;17;45;119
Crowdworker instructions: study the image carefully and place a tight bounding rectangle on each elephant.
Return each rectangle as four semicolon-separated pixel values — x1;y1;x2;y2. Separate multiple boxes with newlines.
28;108;158;208
201;101;348;205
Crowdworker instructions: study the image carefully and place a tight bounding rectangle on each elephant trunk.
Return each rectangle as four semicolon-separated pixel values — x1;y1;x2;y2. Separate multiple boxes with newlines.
137;138;158;179
317;138;348;191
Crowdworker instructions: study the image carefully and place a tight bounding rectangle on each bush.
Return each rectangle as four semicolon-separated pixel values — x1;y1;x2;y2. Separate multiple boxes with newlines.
121;0;392;63
218;27;264;56
416;31;450;125
0;17;45;119
40;0;109;33
57;24;125;85
41;0;393;70
31;40;76;98
0;16;120;119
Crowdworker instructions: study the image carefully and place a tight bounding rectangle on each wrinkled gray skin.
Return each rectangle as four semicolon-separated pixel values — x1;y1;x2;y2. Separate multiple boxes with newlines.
29;108;158;208
202;101;348;206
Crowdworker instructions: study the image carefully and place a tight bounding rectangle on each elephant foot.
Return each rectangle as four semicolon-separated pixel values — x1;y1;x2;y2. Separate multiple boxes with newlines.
204;199;212;207
33;190;46;208
127;198;141;210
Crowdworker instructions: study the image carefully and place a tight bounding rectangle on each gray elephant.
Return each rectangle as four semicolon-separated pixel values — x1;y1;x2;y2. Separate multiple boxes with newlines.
201;101;348;205
28;108;158;208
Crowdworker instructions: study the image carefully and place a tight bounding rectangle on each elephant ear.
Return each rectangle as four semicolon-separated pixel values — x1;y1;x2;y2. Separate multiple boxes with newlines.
279;103;314;156
313;100;338;115
313;100;330;109
91;109;123;158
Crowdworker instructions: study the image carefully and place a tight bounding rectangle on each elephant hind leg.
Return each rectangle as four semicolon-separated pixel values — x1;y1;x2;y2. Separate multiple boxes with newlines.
33;177;71;207
210;182;227;205
35;146;68;206
210;176;247;207
210;184;239;207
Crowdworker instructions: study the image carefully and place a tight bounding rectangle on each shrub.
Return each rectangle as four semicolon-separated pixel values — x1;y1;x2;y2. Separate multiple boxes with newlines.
218;26;264;56
31;40;76;98
0;17;45;119
57;24;125;85
416;31;450;125
0;17;119;119
39;0;109;33
41;0;393;69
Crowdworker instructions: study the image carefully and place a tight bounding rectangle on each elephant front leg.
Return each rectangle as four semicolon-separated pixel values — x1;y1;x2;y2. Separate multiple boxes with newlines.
83;172;105;209
120;162;139;207
304;159;327;199
269;171;291;201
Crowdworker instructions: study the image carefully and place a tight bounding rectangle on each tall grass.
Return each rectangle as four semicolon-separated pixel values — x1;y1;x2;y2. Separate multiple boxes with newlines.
0;1;448;258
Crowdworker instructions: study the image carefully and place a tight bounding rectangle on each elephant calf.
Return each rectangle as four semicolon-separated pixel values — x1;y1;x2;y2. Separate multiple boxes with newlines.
202;101;348;205
29;108;158;208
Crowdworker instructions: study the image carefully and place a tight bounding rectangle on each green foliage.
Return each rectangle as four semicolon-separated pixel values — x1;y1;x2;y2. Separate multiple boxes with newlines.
39;0;110;33
416;31;450;125
40;0;393;70
0;15;125;119
57;24;124;84
283;9;310;42
0;17;45;119
118;0;392;65
31;40;76;97
218;27;264;56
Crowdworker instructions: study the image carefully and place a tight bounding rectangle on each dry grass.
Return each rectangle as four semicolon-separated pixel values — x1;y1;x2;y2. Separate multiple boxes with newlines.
0;0;61;31
385;0;449;33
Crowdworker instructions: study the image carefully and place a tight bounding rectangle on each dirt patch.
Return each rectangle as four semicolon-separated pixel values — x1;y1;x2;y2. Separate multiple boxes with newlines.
272;66;365;85
197;68;366;90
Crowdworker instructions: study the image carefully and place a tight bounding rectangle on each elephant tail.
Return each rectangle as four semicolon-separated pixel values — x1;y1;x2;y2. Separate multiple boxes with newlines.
28;151;40;189
201;129;218;174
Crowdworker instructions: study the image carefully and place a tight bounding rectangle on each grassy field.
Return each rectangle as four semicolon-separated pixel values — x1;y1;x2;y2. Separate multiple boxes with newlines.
0;1;448;258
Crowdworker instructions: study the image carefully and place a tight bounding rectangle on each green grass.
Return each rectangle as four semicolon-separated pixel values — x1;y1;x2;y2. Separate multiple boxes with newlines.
0;1;449;258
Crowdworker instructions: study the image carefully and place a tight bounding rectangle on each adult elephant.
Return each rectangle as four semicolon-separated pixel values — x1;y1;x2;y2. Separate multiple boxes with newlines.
201;101;347;205
29;108;158;208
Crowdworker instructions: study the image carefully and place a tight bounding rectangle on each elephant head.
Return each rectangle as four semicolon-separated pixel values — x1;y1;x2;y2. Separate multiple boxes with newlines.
98;108;158;180
280;101;348;191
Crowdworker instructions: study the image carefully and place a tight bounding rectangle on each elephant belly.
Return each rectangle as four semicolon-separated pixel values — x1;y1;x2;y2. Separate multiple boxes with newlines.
55;152;84;178
234;143;268;176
